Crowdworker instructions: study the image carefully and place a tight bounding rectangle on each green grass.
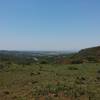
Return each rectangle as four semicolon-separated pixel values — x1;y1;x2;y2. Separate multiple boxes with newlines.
0;63;100;100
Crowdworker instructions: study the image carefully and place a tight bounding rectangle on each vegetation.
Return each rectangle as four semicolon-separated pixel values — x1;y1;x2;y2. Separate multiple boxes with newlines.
71;46;100;63
0;46;100;100
0;63;100;100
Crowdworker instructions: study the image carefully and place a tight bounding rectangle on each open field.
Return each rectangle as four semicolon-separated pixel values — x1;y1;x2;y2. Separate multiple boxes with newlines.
0;63;100;100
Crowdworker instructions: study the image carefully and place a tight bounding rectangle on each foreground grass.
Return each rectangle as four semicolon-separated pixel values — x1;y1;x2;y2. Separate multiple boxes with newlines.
0;63;100;100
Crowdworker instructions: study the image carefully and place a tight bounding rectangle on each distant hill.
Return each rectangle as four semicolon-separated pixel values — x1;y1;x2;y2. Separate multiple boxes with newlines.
71;46;100;63
78;46;100;57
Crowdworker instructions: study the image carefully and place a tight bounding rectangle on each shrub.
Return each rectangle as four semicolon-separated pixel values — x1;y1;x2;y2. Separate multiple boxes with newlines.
68;67;78;70
40;60;48;64
71;59;83;64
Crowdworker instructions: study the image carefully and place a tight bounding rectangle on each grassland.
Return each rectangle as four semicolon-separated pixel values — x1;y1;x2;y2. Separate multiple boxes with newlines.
0;63;100;100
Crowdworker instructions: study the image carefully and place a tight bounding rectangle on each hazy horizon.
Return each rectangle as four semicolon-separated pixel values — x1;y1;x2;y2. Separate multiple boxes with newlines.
0;0;100;51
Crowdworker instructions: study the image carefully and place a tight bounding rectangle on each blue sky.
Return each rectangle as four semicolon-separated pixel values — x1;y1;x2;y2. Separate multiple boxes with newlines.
0;0;100;51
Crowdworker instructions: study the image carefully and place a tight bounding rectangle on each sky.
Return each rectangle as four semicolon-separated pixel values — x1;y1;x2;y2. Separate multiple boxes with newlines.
0;0;100;51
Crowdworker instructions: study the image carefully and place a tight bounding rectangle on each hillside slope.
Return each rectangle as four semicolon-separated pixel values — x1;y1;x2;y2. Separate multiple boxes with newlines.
72;46;100;63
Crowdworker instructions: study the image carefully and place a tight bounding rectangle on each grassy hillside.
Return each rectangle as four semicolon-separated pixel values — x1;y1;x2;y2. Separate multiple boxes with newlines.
0;46;100;100
79;46;100;58
70;46;100;63
0;63;100;100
